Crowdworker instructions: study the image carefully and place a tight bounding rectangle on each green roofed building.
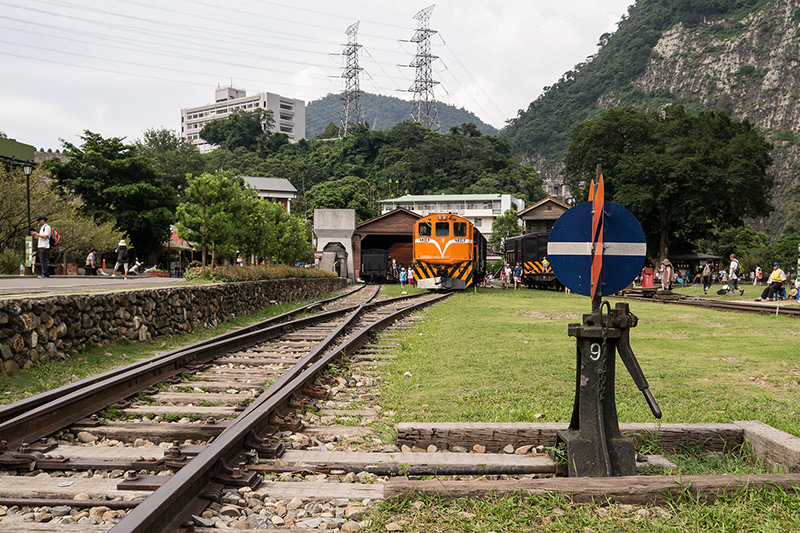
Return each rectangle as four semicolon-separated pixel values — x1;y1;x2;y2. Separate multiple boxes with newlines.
0;137;35;166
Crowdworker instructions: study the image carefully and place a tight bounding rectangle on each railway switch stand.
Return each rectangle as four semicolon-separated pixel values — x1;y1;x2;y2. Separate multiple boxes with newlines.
548;173;660;477
556;302;661;477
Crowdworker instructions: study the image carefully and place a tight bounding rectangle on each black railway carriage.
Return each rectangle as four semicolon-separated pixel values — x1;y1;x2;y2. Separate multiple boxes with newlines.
505;232;562;289
412;213;487;290
360;249;389;281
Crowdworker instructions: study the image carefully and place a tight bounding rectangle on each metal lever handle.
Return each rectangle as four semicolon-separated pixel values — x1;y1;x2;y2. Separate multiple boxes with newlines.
618;329;662;419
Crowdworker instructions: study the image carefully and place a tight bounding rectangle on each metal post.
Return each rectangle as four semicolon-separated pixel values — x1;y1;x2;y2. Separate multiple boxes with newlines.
23;164;33;276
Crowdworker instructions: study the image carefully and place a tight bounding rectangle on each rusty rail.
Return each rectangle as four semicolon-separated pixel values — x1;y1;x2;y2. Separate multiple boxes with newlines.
0;287;424;447
0;284;368;426
110;292;450;533
626;294;800;317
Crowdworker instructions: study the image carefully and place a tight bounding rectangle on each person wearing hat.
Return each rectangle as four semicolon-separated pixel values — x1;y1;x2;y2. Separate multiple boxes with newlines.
755;262;786;301
112;240;129;278
659;258;673;291
29;215;52;278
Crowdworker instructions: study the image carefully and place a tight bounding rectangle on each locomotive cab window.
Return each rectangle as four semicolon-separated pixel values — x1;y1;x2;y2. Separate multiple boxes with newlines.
418;222;432;237
435;222;450;237
453;222;467;237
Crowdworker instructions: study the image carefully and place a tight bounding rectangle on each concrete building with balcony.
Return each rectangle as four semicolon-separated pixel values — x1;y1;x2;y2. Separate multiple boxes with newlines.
378;193;525;241
180;86;305;152
241;176;297;213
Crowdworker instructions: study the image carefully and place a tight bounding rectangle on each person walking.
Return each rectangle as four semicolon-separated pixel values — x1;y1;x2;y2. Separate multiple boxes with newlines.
728;253;743;296
755;266;762;286
513;262;523;290
503;263;512;290
701;262;712;295
755;262;787;301
30;215;52;278
112;240;129;278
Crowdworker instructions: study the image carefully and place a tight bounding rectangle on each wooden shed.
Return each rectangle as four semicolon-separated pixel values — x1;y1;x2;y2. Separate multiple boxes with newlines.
353;208;421;280
517;196;570;234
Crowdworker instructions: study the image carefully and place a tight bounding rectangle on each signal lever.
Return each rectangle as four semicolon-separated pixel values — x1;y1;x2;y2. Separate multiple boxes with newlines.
556;301;662;477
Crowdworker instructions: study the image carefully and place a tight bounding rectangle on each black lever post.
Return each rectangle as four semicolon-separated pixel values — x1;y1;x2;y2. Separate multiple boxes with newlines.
617;328;662;419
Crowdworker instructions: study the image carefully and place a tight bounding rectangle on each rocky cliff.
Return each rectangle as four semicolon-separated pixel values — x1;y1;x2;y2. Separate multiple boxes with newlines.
505;0;800;238
630;0;800;235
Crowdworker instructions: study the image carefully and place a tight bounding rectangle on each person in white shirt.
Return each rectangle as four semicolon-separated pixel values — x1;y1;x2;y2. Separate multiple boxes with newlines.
29;214;52;278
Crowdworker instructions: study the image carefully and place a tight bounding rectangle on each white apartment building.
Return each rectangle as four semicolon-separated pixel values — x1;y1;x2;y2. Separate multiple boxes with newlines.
180;87;306;152
378;193;525;240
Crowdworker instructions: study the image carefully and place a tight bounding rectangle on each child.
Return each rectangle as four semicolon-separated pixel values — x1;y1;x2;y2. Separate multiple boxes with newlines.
399;267;407;288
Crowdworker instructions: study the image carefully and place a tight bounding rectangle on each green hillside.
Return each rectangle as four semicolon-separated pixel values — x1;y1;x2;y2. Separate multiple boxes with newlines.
502;0;770;169
305;92;498;138
501;0;800;238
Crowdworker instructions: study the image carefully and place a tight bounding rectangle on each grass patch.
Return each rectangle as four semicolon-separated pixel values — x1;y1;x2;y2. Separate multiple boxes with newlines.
362;488;800;532
370;287;800;531
379;288;800;435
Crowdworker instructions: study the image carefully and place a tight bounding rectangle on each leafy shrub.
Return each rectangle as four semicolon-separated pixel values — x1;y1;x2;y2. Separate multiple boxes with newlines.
0;248;23;275
183;264;336;283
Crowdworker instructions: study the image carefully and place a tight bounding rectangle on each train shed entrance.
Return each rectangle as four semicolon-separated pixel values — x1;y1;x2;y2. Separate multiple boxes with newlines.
353;208;421;281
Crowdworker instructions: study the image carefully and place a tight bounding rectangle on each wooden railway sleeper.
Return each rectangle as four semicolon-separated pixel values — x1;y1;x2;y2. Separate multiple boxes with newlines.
0;448;69;470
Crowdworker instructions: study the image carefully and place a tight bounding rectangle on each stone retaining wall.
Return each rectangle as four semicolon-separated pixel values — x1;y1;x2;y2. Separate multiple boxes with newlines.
0;277;347;374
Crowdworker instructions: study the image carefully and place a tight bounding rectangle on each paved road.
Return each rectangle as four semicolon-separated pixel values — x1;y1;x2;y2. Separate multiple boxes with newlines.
0;275;185;297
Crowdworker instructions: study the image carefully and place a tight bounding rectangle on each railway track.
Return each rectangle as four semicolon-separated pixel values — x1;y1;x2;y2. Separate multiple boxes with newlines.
0;285;483;531
625;293;800;317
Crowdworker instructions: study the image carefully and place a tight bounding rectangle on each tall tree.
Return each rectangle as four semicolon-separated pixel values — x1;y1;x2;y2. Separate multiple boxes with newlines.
45;131;176;259
305;175;373;222
200;108;275;152
0;164;122;257
563;106;773;261
489;209;523;254
135;128;204;193
176;173;250;266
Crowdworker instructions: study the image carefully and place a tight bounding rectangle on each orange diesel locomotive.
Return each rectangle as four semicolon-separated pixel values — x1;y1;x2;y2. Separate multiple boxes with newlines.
411;213;487;290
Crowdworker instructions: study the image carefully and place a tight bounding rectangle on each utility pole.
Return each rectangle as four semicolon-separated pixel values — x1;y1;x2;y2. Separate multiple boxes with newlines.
406;5;440;132
340;22;364;138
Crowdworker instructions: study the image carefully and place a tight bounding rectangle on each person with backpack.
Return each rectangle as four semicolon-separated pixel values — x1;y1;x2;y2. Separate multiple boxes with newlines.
701;262;712;295
30;214;52;278
728;254;743;296
112;240;129;278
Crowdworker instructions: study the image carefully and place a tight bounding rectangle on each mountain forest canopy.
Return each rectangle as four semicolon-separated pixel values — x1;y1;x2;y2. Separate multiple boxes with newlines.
501;0;800;242
305;92;499;139
563;105;773;262
503;0;772;166
188;117;547;222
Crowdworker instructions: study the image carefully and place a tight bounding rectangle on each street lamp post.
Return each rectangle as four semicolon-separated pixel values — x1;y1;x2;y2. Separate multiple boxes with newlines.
23;163;32;232
23;164;33;276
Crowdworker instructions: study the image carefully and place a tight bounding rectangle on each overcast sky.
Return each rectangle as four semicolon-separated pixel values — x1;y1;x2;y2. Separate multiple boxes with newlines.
1;0;632;151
